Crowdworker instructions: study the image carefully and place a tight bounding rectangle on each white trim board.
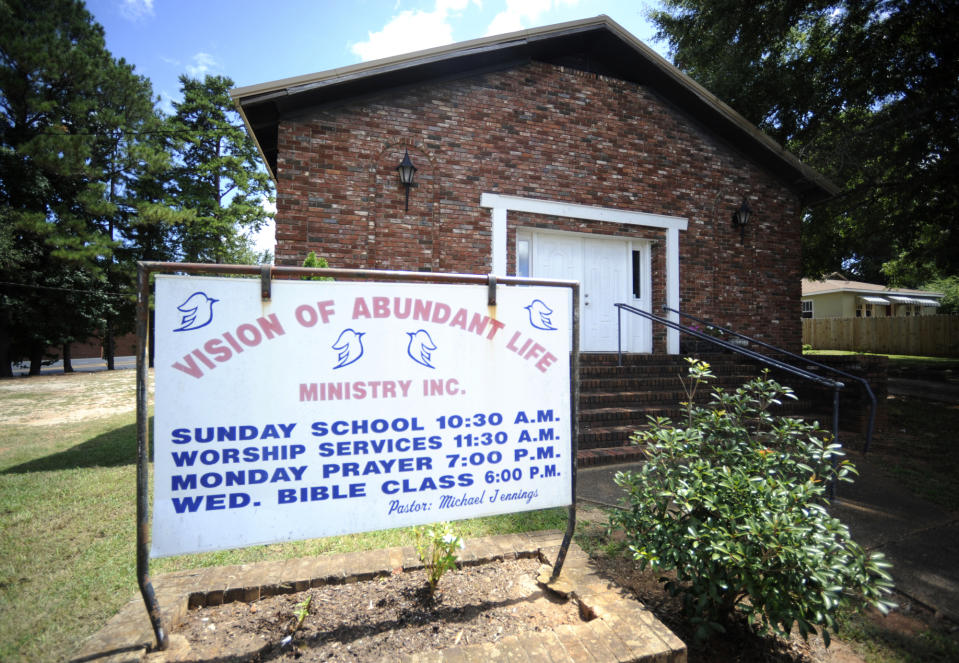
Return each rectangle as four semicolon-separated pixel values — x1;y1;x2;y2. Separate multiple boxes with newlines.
480;193;687;354
480;194;688;230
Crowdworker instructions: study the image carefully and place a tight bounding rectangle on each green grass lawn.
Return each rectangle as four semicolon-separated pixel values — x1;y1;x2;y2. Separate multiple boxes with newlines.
805;349;959;370
4;364;958;663
0;370;566;663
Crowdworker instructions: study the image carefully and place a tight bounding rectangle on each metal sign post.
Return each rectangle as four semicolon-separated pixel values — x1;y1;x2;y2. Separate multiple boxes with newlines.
135;262;579;650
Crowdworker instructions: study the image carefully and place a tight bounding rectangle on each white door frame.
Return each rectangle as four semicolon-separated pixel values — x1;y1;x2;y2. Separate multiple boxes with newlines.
480;193;688;354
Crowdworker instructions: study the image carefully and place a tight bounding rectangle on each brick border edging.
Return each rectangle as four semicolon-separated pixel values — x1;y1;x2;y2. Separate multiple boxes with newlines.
72;531;686;663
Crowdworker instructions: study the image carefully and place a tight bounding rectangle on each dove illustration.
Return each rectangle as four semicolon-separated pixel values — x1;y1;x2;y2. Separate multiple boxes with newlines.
173;291;218;332
331;328;365;369
406;329;437;369
525;299;557;331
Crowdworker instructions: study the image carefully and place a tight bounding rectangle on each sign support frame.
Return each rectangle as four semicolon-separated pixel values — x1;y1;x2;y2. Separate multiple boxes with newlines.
135;261;580;651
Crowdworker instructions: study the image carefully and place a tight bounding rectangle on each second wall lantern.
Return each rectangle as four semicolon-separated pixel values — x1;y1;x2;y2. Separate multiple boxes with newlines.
396;150;417;212
732;196;752;242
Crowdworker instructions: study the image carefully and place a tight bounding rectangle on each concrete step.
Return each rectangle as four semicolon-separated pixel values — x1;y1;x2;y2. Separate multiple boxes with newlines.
573;353;849;459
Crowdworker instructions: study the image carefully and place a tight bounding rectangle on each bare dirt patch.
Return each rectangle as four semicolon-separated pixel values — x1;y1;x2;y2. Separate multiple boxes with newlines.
0;369;149;426
172;557;581;662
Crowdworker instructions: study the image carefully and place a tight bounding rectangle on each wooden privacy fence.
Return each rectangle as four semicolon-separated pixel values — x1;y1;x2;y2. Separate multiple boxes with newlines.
803;315;959;357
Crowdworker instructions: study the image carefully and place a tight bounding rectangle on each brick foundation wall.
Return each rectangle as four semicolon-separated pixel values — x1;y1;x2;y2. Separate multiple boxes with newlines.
274;61;804;351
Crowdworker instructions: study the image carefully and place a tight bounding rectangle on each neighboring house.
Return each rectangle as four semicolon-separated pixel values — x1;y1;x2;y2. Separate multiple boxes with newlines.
232;16;836;354
802;275;943;319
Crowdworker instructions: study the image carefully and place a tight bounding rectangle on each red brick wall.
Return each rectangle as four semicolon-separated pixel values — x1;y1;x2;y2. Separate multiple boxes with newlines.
274;62;803;351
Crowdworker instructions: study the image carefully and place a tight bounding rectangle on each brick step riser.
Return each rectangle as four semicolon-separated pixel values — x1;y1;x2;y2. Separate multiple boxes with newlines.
579;398;820;412
578;363;759;375
581;394;691;406
580;352;739;364
579;390;768;404
575;355;847;456
579;376;759;391
580;409;821;425
577;411;840;447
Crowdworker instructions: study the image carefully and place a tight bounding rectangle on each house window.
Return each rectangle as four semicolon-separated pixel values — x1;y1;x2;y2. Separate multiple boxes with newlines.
516;237;530;277
632;250;642;299
801;300;813;319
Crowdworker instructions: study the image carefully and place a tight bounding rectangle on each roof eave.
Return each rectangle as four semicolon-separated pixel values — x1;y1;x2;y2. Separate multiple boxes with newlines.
804;288;944;298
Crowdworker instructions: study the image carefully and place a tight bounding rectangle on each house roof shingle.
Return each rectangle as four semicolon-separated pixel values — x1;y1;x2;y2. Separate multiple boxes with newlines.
801;277;943;299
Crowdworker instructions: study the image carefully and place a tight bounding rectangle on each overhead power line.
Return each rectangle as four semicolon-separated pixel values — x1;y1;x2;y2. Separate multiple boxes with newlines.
12;124;249;139
0;281;131;298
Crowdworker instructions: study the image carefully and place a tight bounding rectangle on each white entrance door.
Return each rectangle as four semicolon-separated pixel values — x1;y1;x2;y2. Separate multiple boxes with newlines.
530;232;651;352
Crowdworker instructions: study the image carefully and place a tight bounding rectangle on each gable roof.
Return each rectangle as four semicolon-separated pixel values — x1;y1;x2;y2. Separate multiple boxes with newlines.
802;277;943;301
232;15;837;203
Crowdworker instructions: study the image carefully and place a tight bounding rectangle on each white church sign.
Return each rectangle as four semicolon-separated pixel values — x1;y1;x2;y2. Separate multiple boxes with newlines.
151;275;572;557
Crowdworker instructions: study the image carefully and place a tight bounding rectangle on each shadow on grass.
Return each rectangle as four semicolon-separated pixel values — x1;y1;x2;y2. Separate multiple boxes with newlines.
841;607;959;663
1;418;153;474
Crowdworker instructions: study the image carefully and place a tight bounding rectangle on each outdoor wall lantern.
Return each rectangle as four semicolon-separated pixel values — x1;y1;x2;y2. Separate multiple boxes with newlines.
732;196;752;242
396;149;417;212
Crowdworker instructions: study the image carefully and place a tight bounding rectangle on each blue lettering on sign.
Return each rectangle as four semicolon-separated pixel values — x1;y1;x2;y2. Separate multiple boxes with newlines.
172;492;252;513
387;498;431;515
321;457;432;478
171;423;297;444
512;409;556;424
277;484;366;503
171;466;307;491
171;444;306;466
311;417;425;437
317;436;441;456
381;473;473;494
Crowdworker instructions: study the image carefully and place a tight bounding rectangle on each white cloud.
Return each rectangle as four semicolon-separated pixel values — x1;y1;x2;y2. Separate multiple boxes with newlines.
158;90;176;115
186;52;218;78
485;0;579;36
351;0;479;62
252;197;277;259
118;0;154;21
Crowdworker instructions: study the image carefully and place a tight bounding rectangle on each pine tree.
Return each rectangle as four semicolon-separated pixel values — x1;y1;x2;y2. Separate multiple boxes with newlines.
168;75;274;264
0;0;162;374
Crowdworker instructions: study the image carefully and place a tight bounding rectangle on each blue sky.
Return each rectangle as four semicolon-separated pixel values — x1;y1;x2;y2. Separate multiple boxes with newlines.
84;0;668;254
86;0;667;111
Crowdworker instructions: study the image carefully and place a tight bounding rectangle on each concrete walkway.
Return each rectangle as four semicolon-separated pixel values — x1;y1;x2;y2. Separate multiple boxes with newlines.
888;377;959;404
576;455;959;622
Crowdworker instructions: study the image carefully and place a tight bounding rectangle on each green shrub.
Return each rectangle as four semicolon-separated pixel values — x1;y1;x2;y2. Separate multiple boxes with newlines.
302;251;333;280
611;359;894;643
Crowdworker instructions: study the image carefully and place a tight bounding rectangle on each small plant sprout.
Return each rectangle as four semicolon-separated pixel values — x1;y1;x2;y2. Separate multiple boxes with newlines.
679;357;714;426
292;595;312;631
414;522;464;598
280;595;313;648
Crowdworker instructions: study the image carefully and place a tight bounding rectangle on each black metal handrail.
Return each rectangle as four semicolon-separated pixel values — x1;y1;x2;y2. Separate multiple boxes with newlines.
616;304;843;388
615;302;845;498
662;306;877;454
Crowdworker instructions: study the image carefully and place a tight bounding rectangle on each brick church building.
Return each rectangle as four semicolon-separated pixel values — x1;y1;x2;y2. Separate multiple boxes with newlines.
232;16;835;355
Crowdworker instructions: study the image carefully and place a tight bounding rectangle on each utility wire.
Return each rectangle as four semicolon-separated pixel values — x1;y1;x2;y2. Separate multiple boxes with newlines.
20;125;249;138
0;281;131;298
